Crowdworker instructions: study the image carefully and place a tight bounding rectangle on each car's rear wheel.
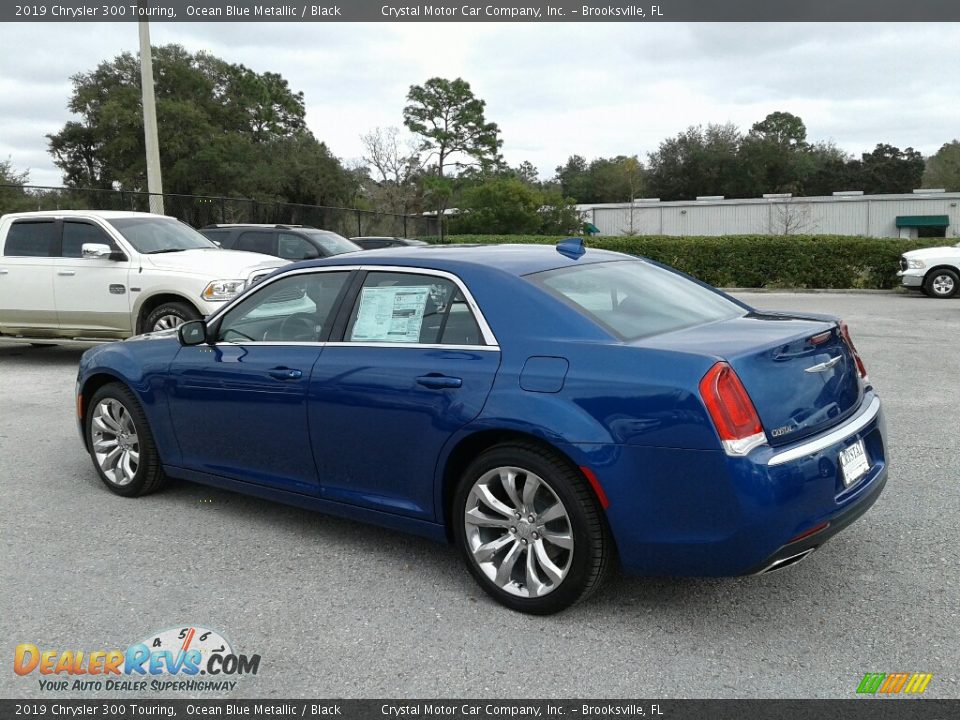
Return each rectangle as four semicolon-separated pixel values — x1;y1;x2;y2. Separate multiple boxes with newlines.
924;268;959;299
453;442;612;614
144;301;200;333
86;383;167;497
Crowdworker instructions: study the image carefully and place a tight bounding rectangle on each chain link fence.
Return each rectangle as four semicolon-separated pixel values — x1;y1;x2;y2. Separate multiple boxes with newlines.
0;185;438;239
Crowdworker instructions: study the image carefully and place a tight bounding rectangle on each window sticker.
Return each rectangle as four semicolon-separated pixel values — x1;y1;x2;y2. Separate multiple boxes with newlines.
351;286;430;343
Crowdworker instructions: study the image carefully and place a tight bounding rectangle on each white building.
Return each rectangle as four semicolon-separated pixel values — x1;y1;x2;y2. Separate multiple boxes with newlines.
577;190;959;239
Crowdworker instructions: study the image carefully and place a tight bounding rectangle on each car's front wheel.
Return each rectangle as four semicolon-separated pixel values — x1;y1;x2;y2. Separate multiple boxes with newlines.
924;268;959;298
453;442;613;614
86;383;168;497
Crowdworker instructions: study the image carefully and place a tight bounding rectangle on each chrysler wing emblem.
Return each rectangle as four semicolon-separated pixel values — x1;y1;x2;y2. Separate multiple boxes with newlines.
804;355;842;373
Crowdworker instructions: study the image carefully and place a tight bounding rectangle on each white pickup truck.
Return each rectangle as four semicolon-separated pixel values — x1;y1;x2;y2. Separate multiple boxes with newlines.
897;241;960;298
0;210;287;341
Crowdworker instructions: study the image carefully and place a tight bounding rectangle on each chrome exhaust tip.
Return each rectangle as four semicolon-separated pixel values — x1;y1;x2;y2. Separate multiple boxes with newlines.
756;547;817;575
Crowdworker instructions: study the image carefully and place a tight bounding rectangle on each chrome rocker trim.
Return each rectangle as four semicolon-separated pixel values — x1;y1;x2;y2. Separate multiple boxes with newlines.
767;396;881;467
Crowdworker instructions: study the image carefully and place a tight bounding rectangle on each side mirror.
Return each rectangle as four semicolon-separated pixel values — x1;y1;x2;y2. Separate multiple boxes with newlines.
82;243;113;259
178;319;209;346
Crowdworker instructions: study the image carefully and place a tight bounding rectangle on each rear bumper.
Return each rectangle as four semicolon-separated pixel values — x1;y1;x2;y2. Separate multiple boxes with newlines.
743;467;886;574
576;390;888;576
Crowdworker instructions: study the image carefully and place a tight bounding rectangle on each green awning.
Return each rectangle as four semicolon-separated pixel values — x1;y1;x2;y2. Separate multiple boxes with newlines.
896;215;949;228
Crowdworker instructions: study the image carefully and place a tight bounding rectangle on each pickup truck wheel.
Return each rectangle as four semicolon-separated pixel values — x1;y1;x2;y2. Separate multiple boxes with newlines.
924;269;959;299
144;302;200;333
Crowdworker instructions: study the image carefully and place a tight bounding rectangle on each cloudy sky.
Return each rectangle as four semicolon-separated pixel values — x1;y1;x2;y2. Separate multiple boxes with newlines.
1;21;958;187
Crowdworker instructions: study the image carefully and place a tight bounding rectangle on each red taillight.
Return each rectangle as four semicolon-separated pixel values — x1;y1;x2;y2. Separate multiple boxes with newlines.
699;362;767;456
838;321;868;380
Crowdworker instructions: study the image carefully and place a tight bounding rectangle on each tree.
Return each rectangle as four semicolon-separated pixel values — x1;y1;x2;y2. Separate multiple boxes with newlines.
46;44;351;207
739;112;812;195
450;177;579;235
402;77;503;178
646;123;743;200
856;143;925;194
360;126;424;216
402;77;503;239
802;142;856;196
748;111;808;148
555;155;590;200
553;154;646;204
513;160;541;186
922;140;960;191
0;158;34;213
767;200;817;235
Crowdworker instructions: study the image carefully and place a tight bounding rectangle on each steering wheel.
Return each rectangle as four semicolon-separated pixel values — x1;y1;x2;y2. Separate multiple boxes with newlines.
275;313;318;342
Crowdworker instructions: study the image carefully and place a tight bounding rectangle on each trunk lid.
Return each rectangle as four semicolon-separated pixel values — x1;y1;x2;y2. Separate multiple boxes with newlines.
638;311;864;446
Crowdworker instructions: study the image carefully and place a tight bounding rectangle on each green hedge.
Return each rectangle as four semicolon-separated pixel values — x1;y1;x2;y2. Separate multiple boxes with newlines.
418;235;948;289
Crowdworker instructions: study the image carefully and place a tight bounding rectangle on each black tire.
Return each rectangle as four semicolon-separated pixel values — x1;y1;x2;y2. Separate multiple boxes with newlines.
452;442;613;614
85;383;168;497
923;268;959;299
142;301;200;333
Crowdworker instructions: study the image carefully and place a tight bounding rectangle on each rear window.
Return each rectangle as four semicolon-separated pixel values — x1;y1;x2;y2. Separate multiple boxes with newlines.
4;220;57;257
302;230;360;256
531;260;745;340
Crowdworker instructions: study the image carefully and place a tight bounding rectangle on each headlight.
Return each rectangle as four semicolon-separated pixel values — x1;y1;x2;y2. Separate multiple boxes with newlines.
906;259;926;269
202;279;245;301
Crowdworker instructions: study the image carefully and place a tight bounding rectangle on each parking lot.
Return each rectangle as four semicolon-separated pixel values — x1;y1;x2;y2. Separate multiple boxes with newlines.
1;291;957;699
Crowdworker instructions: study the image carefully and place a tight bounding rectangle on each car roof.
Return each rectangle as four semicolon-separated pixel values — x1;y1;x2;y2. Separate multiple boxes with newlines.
1;210;171;220
298;243;634;277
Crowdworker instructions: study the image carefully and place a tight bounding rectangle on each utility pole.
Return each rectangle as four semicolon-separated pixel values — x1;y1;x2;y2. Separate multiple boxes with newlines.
138;9;164;215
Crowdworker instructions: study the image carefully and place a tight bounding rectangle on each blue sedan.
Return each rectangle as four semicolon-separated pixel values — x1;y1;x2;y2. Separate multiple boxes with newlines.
76;240;887;614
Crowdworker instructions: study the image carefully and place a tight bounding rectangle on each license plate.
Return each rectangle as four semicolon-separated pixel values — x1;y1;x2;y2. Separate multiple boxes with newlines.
839;439;870;486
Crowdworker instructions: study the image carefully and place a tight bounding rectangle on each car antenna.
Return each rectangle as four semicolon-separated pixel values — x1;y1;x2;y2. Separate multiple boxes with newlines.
556;237;586;259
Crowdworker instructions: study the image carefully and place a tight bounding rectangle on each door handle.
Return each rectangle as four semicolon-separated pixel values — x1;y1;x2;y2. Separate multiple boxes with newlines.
416;374;463;389
268;367;303;380
57;270;76;276
0;269;8;275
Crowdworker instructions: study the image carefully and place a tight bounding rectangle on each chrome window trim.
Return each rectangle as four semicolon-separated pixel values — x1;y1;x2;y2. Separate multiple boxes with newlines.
205;264;499;348
767;396;881;467
214;340;499;352
325;341;499;352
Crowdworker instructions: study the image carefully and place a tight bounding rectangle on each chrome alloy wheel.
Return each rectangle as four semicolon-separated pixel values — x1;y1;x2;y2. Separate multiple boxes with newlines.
463;466;574;598
91;399;140;486
152;314;182;331
932;273;955;296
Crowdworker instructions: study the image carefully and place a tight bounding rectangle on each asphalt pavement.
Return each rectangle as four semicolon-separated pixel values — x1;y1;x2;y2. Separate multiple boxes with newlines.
1;292;957;699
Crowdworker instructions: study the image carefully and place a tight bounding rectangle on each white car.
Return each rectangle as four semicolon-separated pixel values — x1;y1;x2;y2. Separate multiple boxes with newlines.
897;242;960;299
0;210;287;341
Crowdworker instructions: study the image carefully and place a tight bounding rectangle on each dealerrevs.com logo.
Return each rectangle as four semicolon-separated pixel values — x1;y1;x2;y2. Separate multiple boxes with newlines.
14;625;260;692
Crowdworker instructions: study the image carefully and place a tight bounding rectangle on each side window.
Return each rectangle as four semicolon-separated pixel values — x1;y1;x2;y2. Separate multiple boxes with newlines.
216;271;349;343
62;221;117;258
278;233;319;261
3;220;57;257
439;291;482;346
345;271;484;346
236;231;276;256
